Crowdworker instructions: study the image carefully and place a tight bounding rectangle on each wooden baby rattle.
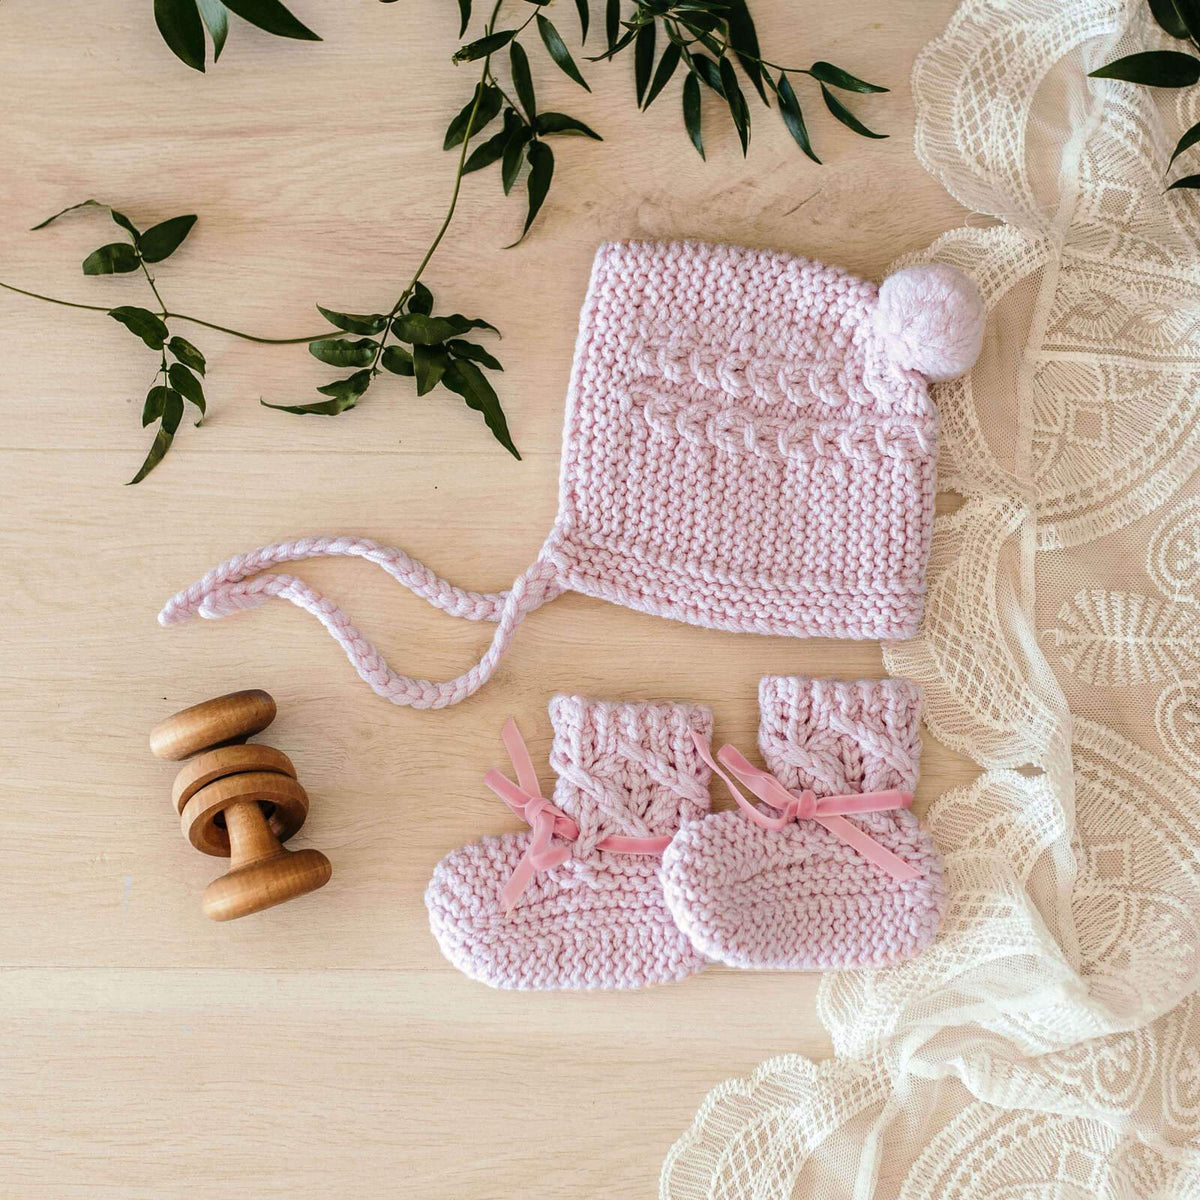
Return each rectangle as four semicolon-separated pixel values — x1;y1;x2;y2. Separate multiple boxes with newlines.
150;689;332;921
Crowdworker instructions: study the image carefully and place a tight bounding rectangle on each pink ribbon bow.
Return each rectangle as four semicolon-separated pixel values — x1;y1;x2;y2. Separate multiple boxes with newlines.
691;732;924;882
483;719;673;912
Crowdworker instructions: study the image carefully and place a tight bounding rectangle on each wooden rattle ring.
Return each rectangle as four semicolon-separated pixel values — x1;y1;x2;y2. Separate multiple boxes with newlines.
180;772;309;857
149;689;276;761
172;744;296;813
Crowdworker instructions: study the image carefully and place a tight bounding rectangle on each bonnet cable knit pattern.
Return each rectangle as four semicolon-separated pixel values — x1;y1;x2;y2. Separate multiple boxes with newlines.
159;242;985;709
661;677;946;971
426;695;713;991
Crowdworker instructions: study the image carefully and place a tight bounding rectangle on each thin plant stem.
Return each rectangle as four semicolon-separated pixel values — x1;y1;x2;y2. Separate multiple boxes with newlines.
369;0;510;376
0;279;328;344
139;258;168;316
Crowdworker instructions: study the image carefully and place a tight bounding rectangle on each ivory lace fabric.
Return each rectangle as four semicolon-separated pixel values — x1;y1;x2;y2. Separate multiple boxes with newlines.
661;1;1200;1195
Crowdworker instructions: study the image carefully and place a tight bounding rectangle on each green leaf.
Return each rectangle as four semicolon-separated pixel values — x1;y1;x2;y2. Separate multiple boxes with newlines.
414;344;450;396
575;0;589;42
308;337;378;367
456;0;472;38
197;0;230;59
380;345;415;376
682;71;704;159
31;198;107;231
263;369;372;415
30;199;144;242
108;209;142;240
537;14;590;91
634;21;656;105
128;391;184;485
820;83;886;138
605;0;620;48
316;305;387;335
408;282;434;315
725;0;766;102
447;339;502;370
109;306;169;349
534;111;602;139
219;0;320;41
1149;0;1189;35
464;110;520;171
441;358;520;459
316;370;373;399
776;72;820;163
143;385;169;427
155;0;207;71
588;25;635;62
454;29;515;62
138;214;197;263
1169;0;1200;42
720;56;750;154
502;123;534;194
511;40;537;121
392;312;490;344
678;14;722;55
167;335;207;375
1169;118;1200;168
168;362;206;422
643;42;681;109
692;54;725;96
1166;172;1200;189
806;60;887;94
1088;50;1200;88
444;83;503;149
83;242;140;275
507;140;554;246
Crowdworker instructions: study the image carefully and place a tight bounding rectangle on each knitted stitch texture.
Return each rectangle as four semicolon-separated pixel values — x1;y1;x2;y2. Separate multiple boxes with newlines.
545;241;953;642
158;242;983;709
425;696;713;990
661;677;945;970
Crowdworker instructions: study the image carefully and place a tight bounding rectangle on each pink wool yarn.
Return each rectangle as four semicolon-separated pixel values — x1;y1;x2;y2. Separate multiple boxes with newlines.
159;241;985;709
661;677;945;971
425;696;713;990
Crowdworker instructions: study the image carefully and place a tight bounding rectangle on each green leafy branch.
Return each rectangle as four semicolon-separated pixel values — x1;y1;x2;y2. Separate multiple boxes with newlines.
1089;0;1200;189
11;200;326;483
447;0;888;240
267;48;519;457
155;0;320;72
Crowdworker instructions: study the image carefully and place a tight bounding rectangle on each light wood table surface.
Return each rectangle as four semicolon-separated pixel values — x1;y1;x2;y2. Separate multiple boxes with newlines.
0;2;973;1196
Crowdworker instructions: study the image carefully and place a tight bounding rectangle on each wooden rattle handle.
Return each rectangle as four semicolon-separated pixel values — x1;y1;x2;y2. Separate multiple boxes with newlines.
203;799;331;922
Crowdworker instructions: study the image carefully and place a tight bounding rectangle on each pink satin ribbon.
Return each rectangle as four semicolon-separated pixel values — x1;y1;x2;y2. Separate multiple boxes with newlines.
483;719;673;912
690;732;923;882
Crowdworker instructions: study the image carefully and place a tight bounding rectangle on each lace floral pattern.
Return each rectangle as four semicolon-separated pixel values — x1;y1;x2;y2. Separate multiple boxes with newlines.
661;1;1200;1195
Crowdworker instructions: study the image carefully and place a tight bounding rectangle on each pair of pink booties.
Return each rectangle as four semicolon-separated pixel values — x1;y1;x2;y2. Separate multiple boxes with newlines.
426;677;945;990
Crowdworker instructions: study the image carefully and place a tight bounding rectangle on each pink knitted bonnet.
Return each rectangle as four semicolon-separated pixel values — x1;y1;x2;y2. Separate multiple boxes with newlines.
160;241;984;708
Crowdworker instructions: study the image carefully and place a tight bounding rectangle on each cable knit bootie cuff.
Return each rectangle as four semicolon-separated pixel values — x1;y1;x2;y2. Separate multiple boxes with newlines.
661;677;945;971
426;696;713;990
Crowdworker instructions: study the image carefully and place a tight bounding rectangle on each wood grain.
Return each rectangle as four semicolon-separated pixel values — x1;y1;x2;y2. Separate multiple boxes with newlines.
0;1;971;1195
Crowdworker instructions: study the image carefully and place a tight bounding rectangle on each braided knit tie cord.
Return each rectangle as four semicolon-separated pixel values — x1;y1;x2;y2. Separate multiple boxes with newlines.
157;537;563;710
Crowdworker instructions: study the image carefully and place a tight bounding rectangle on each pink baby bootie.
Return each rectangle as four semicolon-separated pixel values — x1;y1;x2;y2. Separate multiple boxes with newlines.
661;677;945;971
426;695;713;990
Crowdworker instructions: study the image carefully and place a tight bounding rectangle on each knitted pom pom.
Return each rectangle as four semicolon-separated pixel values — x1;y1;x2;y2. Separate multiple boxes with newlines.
873;264;985;382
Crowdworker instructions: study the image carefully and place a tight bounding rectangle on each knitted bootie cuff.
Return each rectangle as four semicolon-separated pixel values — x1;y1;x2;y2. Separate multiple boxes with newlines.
547;695;713;843
757;676;923;796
